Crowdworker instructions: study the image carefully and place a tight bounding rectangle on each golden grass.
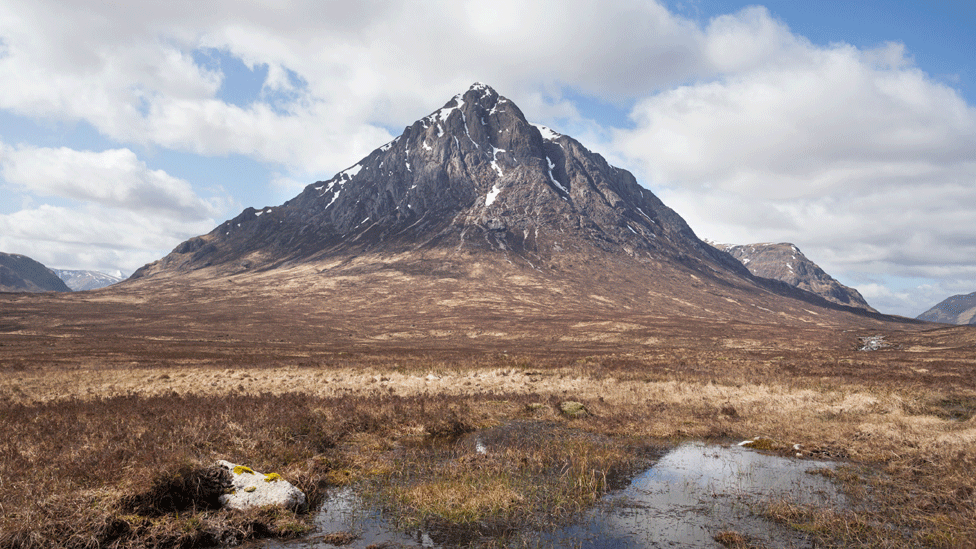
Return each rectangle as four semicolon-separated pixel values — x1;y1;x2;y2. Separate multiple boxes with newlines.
3;338;976;547
394;476;526;524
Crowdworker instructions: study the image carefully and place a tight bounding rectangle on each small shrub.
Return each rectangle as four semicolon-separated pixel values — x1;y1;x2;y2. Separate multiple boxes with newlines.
121;463;231;516
424;413;474;440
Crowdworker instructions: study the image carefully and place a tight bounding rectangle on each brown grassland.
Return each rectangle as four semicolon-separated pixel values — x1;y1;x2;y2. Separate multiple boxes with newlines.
2;284;976;548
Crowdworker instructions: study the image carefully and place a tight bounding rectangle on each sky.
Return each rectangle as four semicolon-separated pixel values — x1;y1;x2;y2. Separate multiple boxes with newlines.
0;1;973;318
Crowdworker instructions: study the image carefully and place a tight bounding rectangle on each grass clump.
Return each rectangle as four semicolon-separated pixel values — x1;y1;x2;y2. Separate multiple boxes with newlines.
121;462;230;516
714;530;756;548
366;419;646;544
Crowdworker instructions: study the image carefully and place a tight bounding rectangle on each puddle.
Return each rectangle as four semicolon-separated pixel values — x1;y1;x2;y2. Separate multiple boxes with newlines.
536;441;845;548
258;487;436;548
251;442;845;548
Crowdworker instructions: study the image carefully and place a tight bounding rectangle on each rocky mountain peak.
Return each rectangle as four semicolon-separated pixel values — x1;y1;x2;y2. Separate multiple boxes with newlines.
711;242;876;312
131;84;748;282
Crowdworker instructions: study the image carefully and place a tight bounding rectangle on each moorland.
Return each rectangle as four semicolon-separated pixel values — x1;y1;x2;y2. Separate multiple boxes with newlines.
2;271;976;548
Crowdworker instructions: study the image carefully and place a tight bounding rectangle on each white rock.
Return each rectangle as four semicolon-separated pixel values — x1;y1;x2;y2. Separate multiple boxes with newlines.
215;460;306;511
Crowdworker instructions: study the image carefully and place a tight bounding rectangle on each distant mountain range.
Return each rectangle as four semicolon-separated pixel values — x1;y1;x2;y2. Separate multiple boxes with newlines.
52;269;124;291
710;242;876;312
917;292;976;325
0;252;71;293
128;83;896;328
0;252;124;292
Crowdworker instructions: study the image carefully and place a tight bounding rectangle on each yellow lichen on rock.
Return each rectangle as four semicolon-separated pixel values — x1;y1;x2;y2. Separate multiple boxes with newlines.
216;459;307;510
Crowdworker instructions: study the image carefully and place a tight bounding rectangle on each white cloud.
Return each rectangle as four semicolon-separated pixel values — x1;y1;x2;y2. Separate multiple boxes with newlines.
1;145;224;219
612;9;976;316
0;140;230;274
0;0;718;176
0;203;218;275
854;276;976;319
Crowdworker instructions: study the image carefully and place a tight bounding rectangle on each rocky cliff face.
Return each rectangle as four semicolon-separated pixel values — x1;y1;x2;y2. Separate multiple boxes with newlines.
0;252;72;293
128;84;893;325
917;292;976;325
711;242;876;312
133;83;746;281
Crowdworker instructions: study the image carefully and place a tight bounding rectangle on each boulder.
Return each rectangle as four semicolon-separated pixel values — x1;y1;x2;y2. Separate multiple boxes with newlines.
215;460;306;511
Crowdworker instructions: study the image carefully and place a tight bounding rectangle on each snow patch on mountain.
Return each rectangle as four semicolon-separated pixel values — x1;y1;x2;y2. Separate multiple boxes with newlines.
485;185;501;206
533;124;561;141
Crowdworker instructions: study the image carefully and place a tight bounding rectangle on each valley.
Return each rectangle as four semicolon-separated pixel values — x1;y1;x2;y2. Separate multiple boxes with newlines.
2;83;974;548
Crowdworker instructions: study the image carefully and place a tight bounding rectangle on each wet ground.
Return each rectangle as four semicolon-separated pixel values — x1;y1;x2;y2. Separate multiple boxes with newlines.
254;441;844;549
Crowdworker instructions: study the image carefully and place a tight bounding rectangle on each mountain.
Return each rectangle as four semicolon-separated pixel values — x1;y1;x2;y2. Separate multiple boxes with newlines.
52;269;125;291
711;242;876;312
133;83;744;279
0;252;72;293
130;83;894;327
917;292;976;325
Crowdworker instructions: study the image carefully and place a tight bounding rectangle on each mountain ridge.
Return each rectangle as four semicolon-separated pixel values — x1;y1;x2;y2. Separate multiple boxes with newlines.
52;269;125;291
133;83;745;280
0;252;72;293
917;292;976;325
128;83;909;328
710;242;876;312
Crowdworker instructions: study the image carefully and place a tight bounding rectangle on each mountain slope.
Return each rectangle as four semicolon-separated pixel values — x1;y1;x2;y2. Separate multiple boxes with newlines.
130;83;898;328
53;269;124;291
711;242;876;312
134;83;743;279
917;292;976;325
0;252;72;293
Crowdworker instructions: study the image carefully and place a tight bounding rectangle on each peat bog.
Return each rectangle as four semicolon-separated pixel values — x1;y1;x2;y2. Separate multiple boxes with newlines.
2;287;976;548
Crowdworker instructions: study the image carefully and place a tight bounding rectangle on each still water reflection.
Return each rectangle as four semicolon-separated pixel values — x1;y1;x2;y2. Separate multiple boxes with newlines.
256;441;844;548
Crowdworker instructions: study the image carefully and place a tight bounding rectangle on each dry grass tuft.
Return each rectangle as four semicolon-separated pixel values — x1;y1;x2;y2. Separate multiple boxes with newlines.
714;530;755;548
366;418;648;544
121;463;230;516
316;531;359;545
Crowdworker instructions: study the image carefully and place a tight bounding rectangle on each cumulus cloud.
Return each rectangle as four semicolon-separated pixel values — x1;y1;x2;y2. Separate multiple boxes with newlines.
0;141;230;274
1;145;224;219
611;9;976;317
0;203;219;275
0;0;721;175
